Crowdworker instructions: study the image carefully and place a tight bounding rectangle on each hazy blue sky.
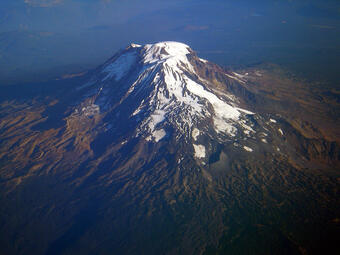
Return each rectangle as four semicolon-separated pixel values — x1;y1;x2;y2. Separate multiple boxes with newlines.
1;0;339;84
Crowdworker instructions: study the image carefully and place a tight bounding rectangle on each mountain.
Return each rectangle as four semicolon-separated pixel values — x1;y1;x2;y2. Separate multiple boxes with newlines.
0;41;339;255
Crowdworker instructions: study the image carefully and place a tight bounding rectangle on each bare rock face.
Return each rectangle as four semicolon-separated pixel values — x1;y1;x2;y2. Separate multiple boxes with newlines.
0;42;339;255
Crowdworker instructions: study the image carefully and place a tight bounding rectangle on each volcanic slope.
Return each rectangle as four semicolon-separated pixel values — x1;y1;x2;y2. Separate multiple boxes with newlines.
0;41;339;255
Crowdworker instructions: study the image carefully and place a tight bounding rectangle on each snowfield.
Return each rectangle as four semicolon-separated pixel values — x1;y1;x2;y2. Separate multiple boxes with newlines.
98;41;262;147
193;144;206;158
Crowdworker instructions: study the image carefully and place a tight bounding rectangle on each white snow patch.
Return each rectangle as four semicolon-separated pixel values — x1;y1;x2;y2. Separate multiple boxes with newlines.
237;108;254;115
153;129;166;142
185;77;242;135
143;41;191;66
244;130;250;135
102;51;137;81
148;109;166;130
278;128;284;135
213;119;237;136
192;128;200;141
193;144;206;158
132;99;145;116
225;73;246;84
199;58;208;63
132;107;142;116
239;119;255;135
243;146;253;152
161;66;201;112
233;72;247;79
130;43;141;48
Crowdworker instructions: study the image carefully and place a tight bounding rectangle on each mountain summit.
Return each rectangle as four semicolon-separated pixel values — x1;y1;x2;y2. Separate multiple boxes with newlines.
73;41;276;160
0;42;339;255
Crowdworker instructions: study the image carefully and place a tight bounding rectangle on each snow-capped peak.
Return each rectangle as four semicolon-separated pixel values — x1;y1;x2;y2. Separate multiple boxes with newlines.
130;43;142;48
142;41;191;64
91;42;256;143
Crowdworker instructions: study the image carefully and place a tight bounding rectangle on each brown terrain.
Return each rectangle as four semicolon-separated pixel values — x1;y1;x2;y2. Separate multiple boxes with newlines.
0;46;339;255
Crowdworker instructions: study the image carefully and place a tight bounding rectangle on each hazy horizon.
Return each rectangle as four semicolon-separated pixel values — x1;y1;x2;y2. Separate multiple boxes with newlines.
1;0;340;85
